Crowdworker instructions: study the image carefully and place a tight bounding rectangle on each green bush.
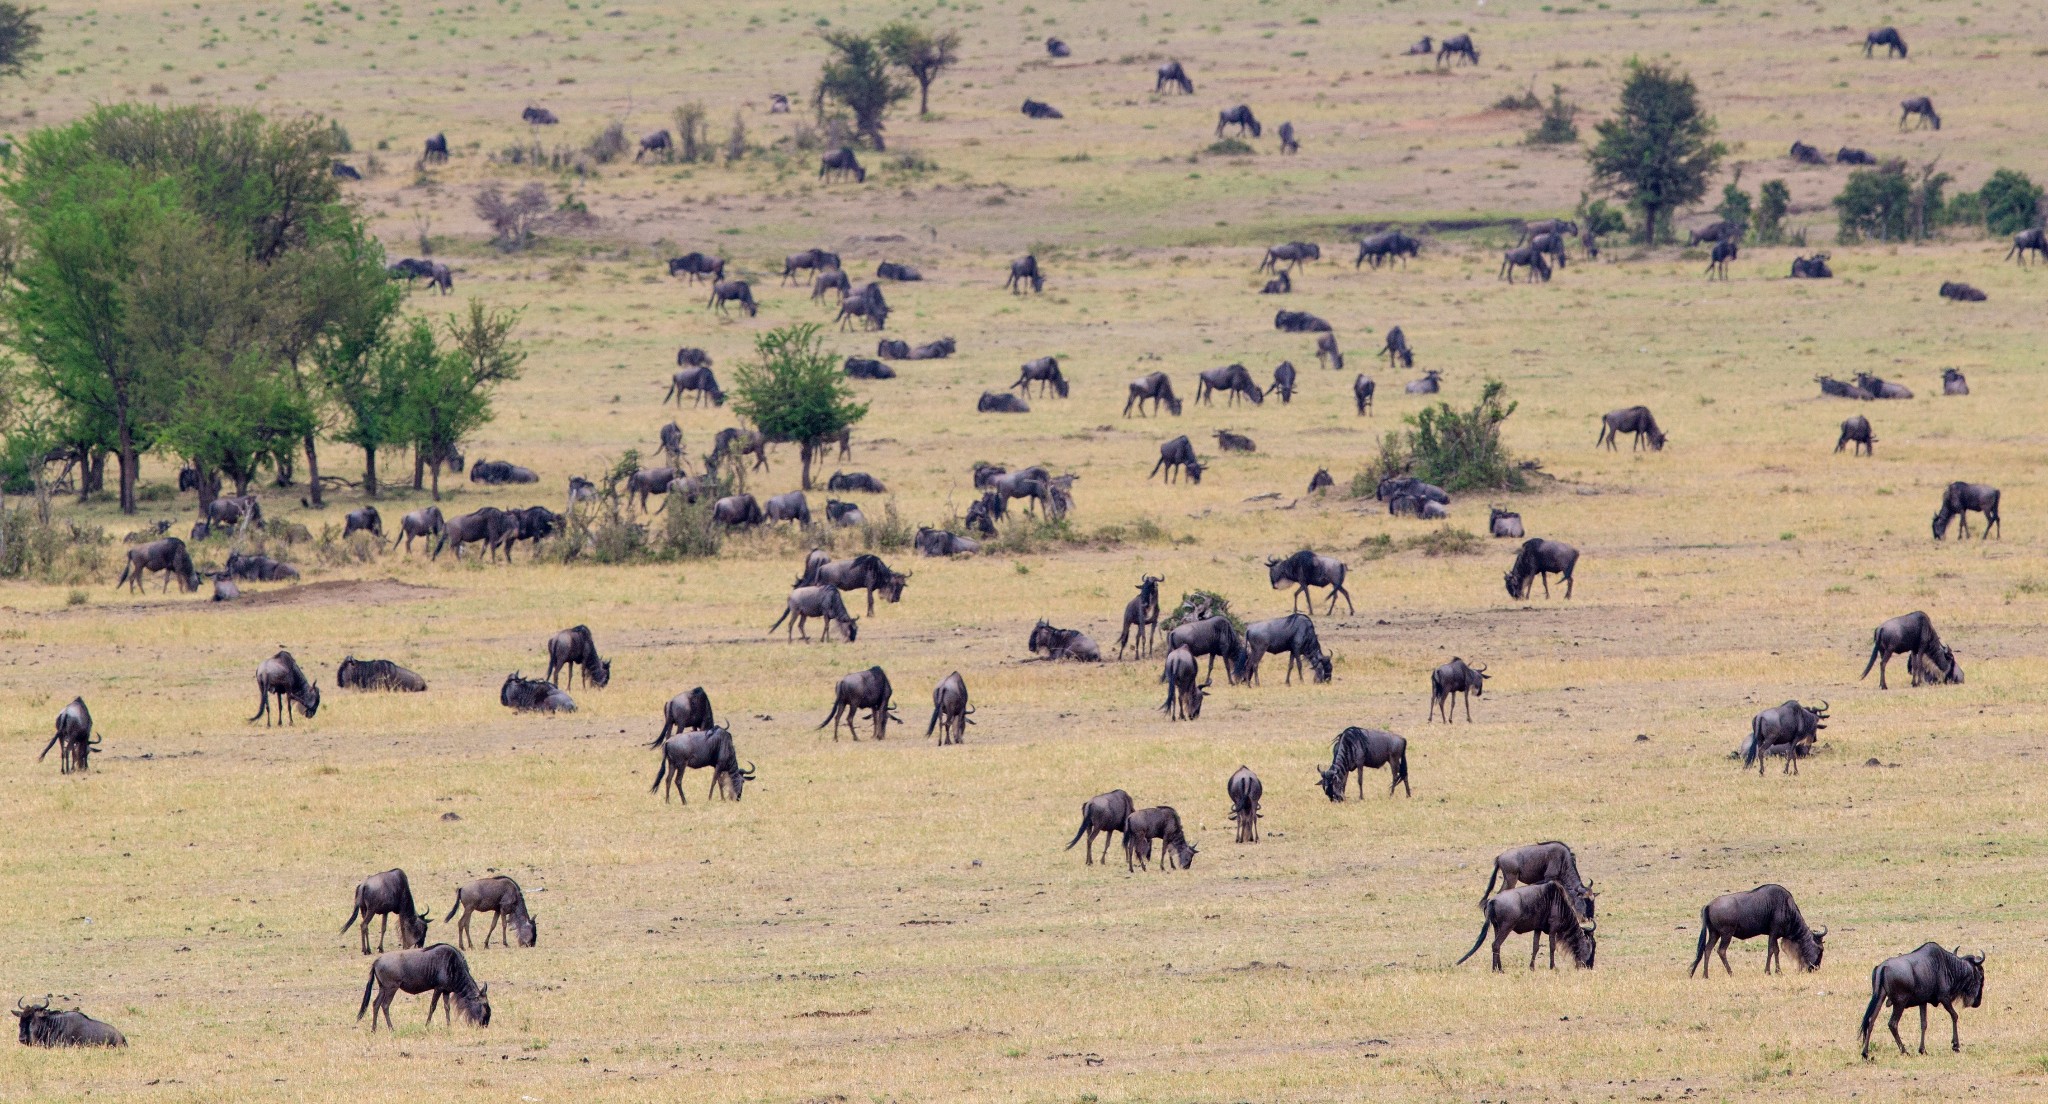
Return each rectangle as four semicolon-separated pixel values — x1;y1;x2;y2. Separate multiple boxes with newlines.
857;499;912;552
1833;166;1912;242
1524;85;1579;145
1161;588;1241;633
1402;380;1526;493
1574;193;1627;237
1204;138;1254;156
658;484;726;559
1753;179;1790;243
1715;181;1752;228
1978;168;2042;236
0;510;107;582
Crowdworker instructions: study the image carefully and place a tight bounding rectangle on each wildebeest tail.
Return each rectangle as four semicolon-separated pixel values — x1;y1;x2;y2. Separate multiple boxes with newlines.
1689;907;1711;976
358;967;376;1020
1858;963;1887;1053
115;559;133;588
1480;864;1501;903
925;701;943;737
1392;747;1409;790
768;605;794;634
1742;717;1762;768
1064;809;1092;850
340;890;363;934
1456;910;1492;965
650;748;671;793
445;892;463;922
1859;636;1883;681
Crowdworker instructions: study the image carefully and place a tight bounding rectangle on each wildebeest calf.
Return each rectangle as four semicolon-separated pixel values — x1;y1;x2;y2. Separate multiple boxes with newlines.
445;876;537;949
1124;806;1196;871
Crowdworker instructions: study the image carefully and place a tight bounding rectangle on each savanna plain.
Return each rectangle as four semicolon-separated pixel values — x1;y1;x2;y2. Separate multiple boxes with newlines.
7;0;2048;1100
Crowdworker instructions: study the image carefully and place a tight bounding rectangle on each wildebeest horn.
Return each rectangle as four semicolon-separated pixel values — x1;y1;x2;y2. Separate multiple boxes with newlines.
1583;916;1596;933
741;760;758;779
1816;926;1828;938
1264;557;1277;566
1813;699;1829;714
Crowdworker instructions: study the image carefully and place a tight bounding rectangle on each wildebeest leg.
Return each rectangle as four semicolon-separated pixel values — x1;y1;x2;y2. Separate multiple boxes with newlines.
484;912;501;949
376;913;389;953
457;907;473;948
1887;1003;1908;1054
1332;583;1354;615
1538;573;1550;598
1944;1001;1960;1051
1916;1004;1928;1054
1491;929;1508;972
376;986;397;1032
427;989;442;1024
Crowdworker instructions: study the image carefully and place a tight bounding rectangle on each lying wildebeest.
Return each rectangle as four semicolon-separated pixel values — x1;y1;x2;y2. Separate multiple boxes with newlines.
1308;468;1334;494
1123;372;1182;417
1380;326;1414;370
1860;610;1961;690
1483;841;1595;920
1816;375;1870;399
1117;575;1164;660
337;656;427;693
770;585;861;642
1216;430;1255;453
635;128;672;161
1227;766;1262;843
666;252;725;283
876;261;922;281
1688;220;1743;247
1691;884;1824;977
1437;33;1479;66
664;367;727;411
500;672;574;713
1859;943;1986;1058
1124;806;1195;871
818;666;900;741
927;671;972;745
1388;494;1448;520
765;491;811;526
1743;699;1828;774
469;459;539;484
1267;360;1296;403
1457;881;1596;972
1705;239;1738;280
116;536;200;593
1836;415;1875;455
1854;371;1912;399
1529;232;1569;271
332;160;363;180
979;390;1030;414
1021;98;1063;119
810;267;851;301
835;285;889;331
1158;645;1212;721
1165;615;1246;683
1504;538;1578;600
1404;35;1434;55
1489;507;1524;538
225;550;299;583
1318;726;1410;800
445;876;537;949
2006;227;2048;265
1498;246;1551;283
1260;270;1291;295
781;248;839;284
1005;254;1043;293
654;687;716;744
808;552;907;614
1378;476;1449;505
1011;357;1069;398
1156;59;1194;94
1028;619;1101;662
1065;789;1135;864
1196;363;1263;406
844;356;896;380
1355;230;1421;268
423;132;450;163
1354;374;1376;415
1864;25;1907;58
1045;36;1070;58
826;471;886;494
1429;658;1487;723
1237;613;1331;685
40;697;97;775
1789;140;1828;165
1277;121;1298;154
1315;333;1342;372
713;494;764;527
250;649;320;726
1268;548;1355;615
341;868;429;955
1837;146;1876;165
546;625;611;689
521;105;558;125
963;495;997;536
357;943;490;1032
1900;96;1940;130
210;572;238;601
769;93;791;113
343;506;384;543
652;725;756;803
1597;406;1667;451
1259;241;1320;274
1789;253;1833;278
1274;308;1331;333
1942;368;1968;395
1932;481;2000;540
914;526;981;556
903;336;955;360
1939;280;1984;301
707;279;758;316
1149;436;1203;484
819;146;866;182
11;998;127;1047
827;500;865;527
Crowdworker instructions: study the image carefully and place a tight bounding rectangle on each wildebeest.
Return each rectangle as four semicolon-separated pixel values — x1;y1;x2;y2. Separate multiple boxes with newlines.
2005;227;2048;265
1277;121;1298;154
1529;232;1569;271
764;491;811;526
1274;309;1331;333
1266;360;1296;403
835;284;890;331
979;390;1030;414
1021;99;1063;119
1354;374;1376;415
1237;613;1331;685
825;471;886;495
1859;943;1986;1058
1742;699;1829;774
357;943;490;1032
1437;32;1480;66
203;494;264;529
1315;333;1343;372
343;506;384;544
1149;436;1203;484
1597;406;1667;451
1404;35;1434;55
1011;357;1069;398
656;421;686;468
827;500;865;527
1158;645;1212;721
1215;105;1261;138
654;687;716;744
1837;146;1876;165
713;494;765;527
40;697;97;775
901;336;955;360
807;552;907;614
1836;415;1875;456
1687;220;1743;247
341;868;429;956
666;252;726;282
770;585;861;642
1215;430;1255;453
1045;36;1070;58
1457;881;1596;972
810;267;851;301
116;537;200;593
250;649;320;726
1164;615;1246;683
651;725;756;803
1005;254;1044;293
1860;611;1961;690
1123;372;1182;417
1489;507;1524;538
1260;270;1291;295
769;93;791;113
1028;619;1102;662
445;876;537;949
1065;789;1135;864
1227;766;1262;843
1816;375;1870;399
1378;327;1415;371
1354;230;1421;268
819;146;866;182
1931;481;2000;540
818;666;900;741
1155;59;1194;94
1429;658;1487;723
1317;726;1410;800
1196;363;1263;406
1864;26;1907;58
468;459;539;484
1899;96;1940;130
1941;368;1968;395
1482;841;1596;919
709;427;772;473
926;671;972;745
1939;280;1984;301
390;506;442;555
1116;575;1164;660
1259;241;1320;273
1504;538;1578;600
781;248;840;284
1691;884;1825;977
423;132;450;163
497;505;560;560
1124;806;1195;871
521;105;558;125
707;279;758;316
332;160;363;180
1267;549;1354;615
844;356;896;380
545;625;611;689
876;261;922;283
1705;239;1738;280
1308;468;1334;494
1790;253;1833;278
1388;494;1448;520
914;527;981;556
1377;476;1449;506
500;672;575;713
11;998;126;1047
1789;140;1828;165
224;550;299;583
337;656;427;693
1498;246;1551;283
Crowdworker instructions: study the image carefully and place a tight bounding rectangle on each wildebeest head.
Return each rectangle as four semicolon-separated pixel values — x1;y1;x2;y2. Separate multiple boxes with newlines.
1316;765;1347;802
1957;949;1986;1007
400;907;429;948
12;998;45;1045
1184;677;1212;719
1172;840;1199;869
721;759;759;802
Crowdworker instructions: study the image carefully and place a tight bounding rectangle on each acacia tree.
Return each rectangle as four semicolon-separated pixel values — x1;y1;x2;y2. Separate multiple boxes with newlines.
815;30;909;150
877;22;961;117
1587;62;1725;246
0;3;41;79
394;301;523;501
731;323;867;491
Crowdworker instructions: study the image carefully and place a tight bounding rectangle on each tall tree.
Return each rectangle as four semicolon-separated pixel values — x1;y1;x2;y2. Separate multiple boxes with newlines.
731;323;867;491
393;319;492;503
0;3;42;79
815;30;910;150
876;22;962;117
1587;62;1725;246
312;256;406;496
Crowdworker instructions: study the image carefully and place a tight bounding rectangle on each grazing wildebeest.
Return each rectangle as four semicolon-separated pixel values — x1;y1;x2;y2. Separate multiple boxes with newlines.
1314;332;1343;372
522;105;558;125
1864;26;1908;58
1597;406;1666;451
1259;241;1320;274
1899;96;1940;130
1529;232;1569;271
343;506;384;544
445;877;537;949
1789;253;1833;278
1941;368;1968;395
1860;611;1961;690
713;494;765;527
1489;508;1524;538
1458;881;1596;972
341;869;429;955
1499;246;1551;283
1277;121;1298;154
835;285;890;331
1124;372;1182;417
781;248;839;285
1836;415;1875;455
1215;430;1255;453
1274;309;1331;333
1789;140;1828;165
1691;884;1824;978
666;252;725;282
654;687;716;744
926;671;972;745
40;697;97;775
500;672;575;713
1215;105;1261;138
1816;375;1870;399
116;537;199;593
656;421;686;469
1482;842;1595;921
1939;280;1984;301
1354;230;1421;268
250;650;320;726
875;261;921;281
204;494;264;528
764;491;811;526
1353;374;1376;415
1238;613;1331;685
844;356;896;380
1429;658;1487;723
1267;549;1354;615
337;656;427;693
1156;60;1194;94
11;999;127;1047
1837;146;1876;165
1859;943;1986;1058
1504;538;1578;600
811;267;851;302
709;427;772;473
1028;619;1102;662
1158;645;1212;721
819;146;866;182
545;625;611;690
914;526;981;556
1226;766;1262;843
808;552;907;614
826;471;886;494
2005;227;2048;265
1196;364;1263;406
651;725;755;803
1687;220;1743;247
1165;615;1245;683
1021;99;1064;119
358;943;490;1032
1045;37;1070;58
707;279;758;316
423;132;450;163
422;260;454;295
1743;699;1829;774
979;390;1030;413
770;585;861;642
1116;575;1164;660
1065;789;1135;864
1005;254;1044;293
1437;32;1480;65
1266;360;1296;403
1308;468;1334;494
1318;726;1410;800
818;666;900;741
1260;270;1291;295
1124;806;1196;871
632;128;673;161
1380;326;1415;370
1149;435;1203;484
1932;481;2000;540
224;550;300;583
1705;239;1738;280
468;459;538;484
1011;357;1069;397
388;257;435;284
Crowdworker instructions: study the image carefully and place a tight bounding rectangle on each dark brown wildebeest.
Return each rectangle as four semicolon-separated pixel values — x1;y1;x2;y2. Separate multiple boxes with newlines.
1482;842;1596;919
1275;309;1332;333
358;943;490;1032
654;687;715;744
1408;368;1443;392
1259;268;1288;296
914;527;981;556
781;248;838;284
1277;121;1299;154
1123;372;1183;417
1226;766;1262;843
1266;360;1296;403
1457;881;1596;972
707;279;758;316
666;252;725;283
251;650;320;726
1518;218;1580;244
770;585;860;642
521;105;558;125
1066;789;1136;864
709;427;773;474
1836;415;1875;456
1124;806;1196;871
827;500;864;527
423;132;450;163
2006;228;2048;265
1743;699;1829;774
844;356;896;380
398;506;443;554
765;491;811;526
1932;482;2000;540
1308;468;1334;494
713;494;765;527
500;672;575;713
203;494;264;528
1355;230;1421;268
1859;943;1986;1058
1429;658;1487;723
341;868;430;955
343;506;384;544
1790;253;1833;278
40;697;98;775
818;666;900;741
1498;246;1551;283
1388;494;1448;520
876;261;922;281
225;550;300;583
1313;333;1343;373
903;336;955;360
1691;884;1824;977
1504;538;1578;600
116;537;200;593
337;657;427;693
1864;26;1907;58
1939;280;1985;302
1028;618;1102;662
1437;33;1479;66
1045;36;1070;57
926;671;973;745
1817;375;1870;399
1705;239;1738;280
1196;364;1263;407
1238;613;1331;685
1149;436;1204;484
1155;59;1194;94
1020;99;1064;119
1789;140;1828;165
877;338;912;359
545;625;611;689
1353;374;1376;415
1005;255;1044;293
826;470;886;494
1837;146;1876;165
468;460;539;485
819;147;866;182
1899;96;1940;130
1267;548;1354;615
979;390;1030;413
11;998;127;1047
1687;220;1743;247
1378;476;1449;506
635;128;672;161
1529;232;1569;271
651;725;755;802
1403;35;1433;55
625;467;684;514
666;365;726;407
1158;645;1212;721
1215;430;1255;454
1597;406;1666;451
1489;507;1524;538
835;284;890;331
808;553;906;614
1165;615;1245;683
1012;357;1069;397
1117;575;1165;660
1942;368;1969;395
1318;726;1410;799
445;876;537;949
1380;326;1414;370
1259;242;1320;274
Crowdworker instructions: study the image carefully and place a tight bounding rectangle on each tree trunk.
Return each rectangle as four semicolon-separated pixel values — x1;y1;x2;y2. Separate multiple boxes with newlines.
302;433;324;507
430;461;441;502
918;77;932;116
1641;204;1660;246
363;446;379;497
799;440;814;490
196;466;217;514
232;470;253;497
413;446;426;490
87;451;106;495
116;430;138;514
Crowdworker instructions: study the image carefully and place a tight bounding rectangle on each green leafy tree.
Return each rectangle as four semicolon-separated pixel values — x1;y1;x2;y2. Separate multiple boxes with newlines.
392;321;488;502
0;3;41;79
1587;62;1726;246
731;323;868;491
1383;380;1526;493
1977;168;2043;236
1524;85;1580;146
1574;192;1628;238
1715;180;1753;230
1753;179;1791;244
876;22;961;117
314;273;407;496
1833;165;1912;243
815;30;910;150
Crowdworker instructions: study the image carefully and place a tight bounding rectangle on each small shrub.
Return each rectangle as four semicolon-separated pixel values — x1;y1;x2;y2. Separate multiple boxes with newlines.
474;182;551;251
658;485;726;559
1493;85;1543;111
0;512;108;584
1401;380;1527;493
1402;526;1483;557
1575;193;1628;237
724;110;747;163
1204;137;1254;156
1524;85;1580;144
673;102;709;162
857;499;912;552
1753;179;1790;243
1162;588;1241;633
134;480;175;503
1977;168;2043;236
1715;180;1752;228
584;122;629;164
891;151;937;174
1833;165;1912;243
